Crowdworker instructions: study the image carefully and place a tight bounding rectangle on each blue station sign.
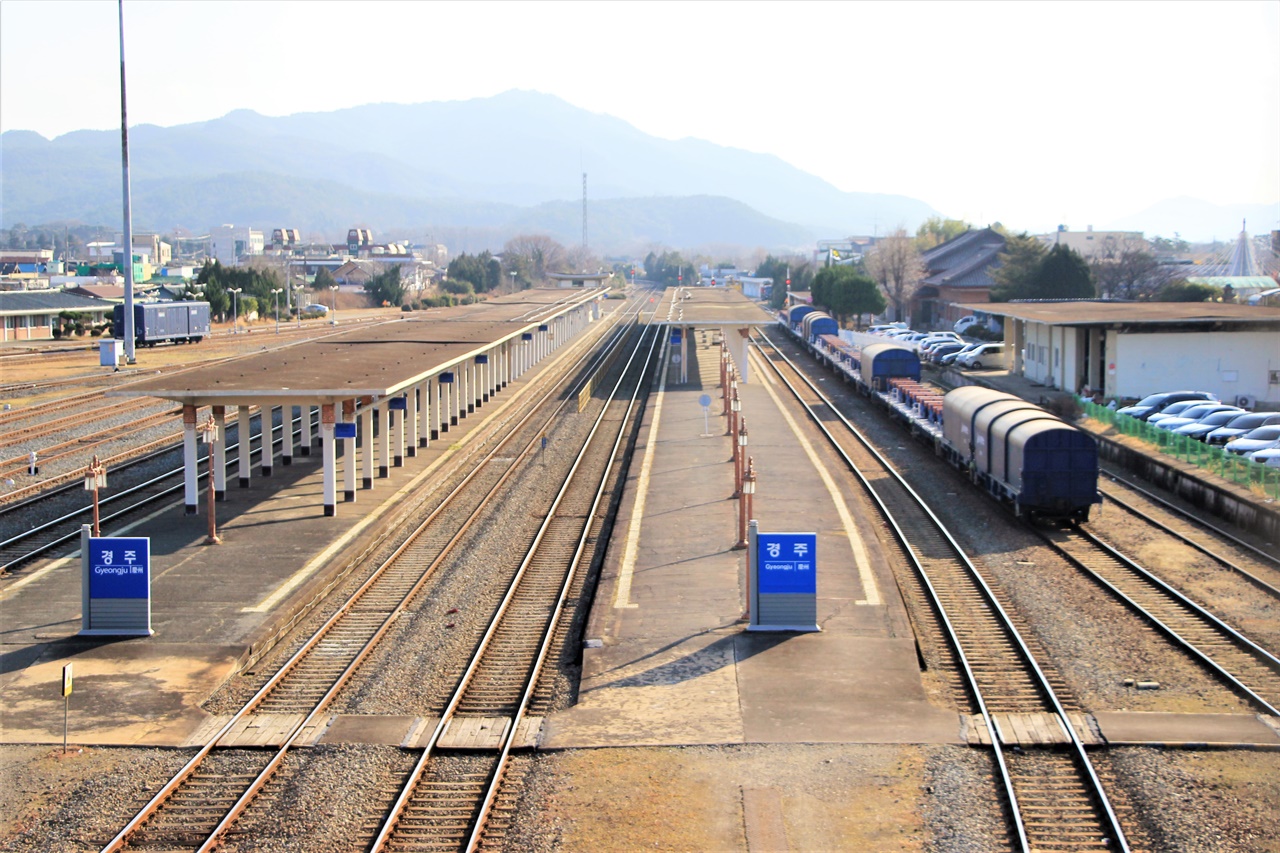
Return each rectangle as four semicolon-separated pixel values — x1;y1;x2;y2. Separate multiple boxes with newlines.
88;537;150;599
756;532;816;595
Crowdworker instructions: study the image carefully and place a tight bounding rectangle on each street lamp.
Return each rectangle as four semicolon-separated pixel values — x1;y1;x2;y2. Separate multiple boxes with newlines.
271;287;282;333
199;414;221;544
509;270;517;291
227;287;242;334
329;285;339;325
735;419;748;497
83;455;107;537
737;457;756;550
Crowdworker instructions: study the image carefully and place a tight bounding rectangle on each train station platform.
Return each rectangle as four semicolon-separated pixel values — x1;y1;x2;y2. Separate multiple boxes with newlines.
540;330;1280;751
0;312;605;747
2;312;1276;751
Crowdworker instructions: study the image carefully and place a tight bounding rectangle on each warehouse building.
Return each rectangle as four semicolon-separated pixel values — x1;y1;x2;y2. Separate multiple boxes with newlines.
981;301;1280;408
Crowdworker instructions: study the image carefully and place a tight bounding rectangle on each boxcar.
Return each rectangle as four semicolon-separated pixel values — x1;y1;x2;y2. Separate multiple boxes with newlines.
859;343;921;391
114;301;211;346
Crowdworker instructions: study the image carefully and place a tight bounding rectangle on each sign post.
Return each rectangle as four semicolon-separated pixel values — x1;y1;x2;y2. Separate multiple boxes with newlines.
62;663;73;753
698;394;712;436
81;528;153;636
748;527;820;632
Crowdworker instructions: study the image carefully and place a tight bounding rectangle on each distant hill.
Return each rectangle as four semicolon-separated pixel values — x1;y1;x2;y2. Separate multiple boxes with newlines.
1102;196;1280;243
1;90;937;253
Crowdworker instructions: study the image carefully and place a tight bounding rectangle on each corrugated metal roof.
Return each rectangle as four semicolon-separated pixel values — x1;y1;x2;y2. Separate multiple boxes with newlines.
981;300;1280;325
0;290;115;314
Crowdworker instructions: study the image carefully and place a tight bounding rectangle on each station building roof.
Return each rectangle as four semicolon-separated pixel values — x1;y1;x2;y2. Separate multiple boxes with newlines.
980;300;1280;329
654;286;776;326
110;288;605;408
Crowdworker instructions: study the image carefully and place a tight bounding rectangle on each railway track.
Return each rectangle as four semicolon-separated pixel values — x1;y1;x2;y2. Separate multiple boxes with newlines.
1039;524;1280;715
755;330;1129;852
99;299;656;852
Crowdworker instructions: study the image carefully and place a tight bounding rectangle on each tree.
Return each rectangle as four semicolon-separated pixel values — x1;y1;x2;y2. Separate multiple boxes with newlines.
503;234;567;284
1155;279;1218;302
811;266;885;329
864;228;923;322
1034;244;1094;300
1090;239;1159;300
915;217;971;250
313;267;337;292
365;265;407;307
989;234;1048;302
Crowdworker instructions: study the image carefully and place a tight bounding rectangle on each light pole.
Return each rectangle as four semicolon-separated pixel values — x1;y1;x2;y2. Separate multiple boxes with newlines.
271;287;282;334
83;455;107;537
736;457;756;550
329;285;339;325
199;414;221;544
228;287;242;334
509;270;517;291
735;419;748;497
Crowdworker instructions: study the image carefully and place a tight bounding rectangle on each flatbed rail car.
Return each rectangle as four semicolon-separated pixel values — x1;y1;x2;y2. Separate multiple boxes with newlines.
774;317;1100;522
113;301;211;346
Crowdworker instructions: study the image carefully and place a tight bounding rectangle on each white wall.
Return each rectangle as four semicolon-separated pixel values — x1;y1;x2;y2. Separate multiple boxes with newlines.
1115;331;1280;404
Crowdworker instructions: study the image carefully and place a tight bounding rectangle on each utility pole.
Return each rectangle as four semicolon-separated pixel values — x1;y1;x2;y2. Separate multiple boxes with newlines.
117;0;137;365
582;172;588;251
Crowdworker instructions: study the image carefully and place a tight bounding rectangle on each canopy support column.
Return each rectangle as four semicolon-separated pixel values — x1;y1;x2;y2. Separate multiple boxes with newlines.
183;404;198;515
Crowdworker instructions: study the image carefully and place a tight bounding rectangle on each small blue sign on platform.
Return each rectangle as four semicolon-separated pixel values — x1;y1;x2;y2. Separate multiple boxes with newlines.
749;526;819;632
334;422;357;439
82;533;153;636
388;396;408;411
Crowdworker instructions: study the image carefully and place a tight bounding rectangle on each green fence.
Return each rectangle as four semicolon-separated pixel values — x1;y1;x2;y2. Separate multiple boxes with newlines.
1084;402;1280;500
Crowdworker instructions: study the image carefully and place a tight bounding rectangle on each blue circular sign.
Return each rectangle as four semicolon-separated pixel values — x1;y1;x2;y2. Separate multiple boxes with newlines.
698;394;712;408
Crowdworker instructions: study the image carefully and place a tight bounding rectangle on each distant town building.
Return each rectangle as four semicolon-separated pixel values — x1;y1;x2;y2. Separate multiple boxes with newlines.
210;224;265;266
1034;225;1146;259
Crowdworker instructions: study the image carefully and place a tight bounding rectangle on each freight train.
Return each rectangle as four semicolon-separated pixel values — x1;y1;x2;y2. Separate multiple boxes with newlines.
113;301;211;347
777;308;1100;522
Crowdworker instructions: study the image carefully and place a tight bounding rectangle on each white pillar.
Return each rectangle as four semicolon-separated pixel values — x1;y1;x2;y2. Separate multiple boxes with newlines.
183;404;198;515
281;404;294;466
300;404;313;455
237;406;252;487
428;377;439;442
212;406;227;499
443;374;456;428
361;404;375;489
416;383;429;448
378;403;390;477
321;403;336;516
343;400;357;502
260;405;274;477
393;397;405;466
738;329;751;384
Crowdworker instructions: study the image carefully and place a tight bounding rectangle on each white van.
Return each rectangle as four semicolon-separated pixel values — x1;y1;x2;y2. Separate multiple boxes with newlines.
953;316;978;334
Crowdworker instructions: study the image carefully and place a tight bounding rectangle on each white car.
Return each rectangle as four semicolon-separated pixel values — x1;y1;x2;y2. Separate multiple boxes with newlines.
1224;425;1280;456
300;303;329;316
1248;446;1280;467
956;342;1004;369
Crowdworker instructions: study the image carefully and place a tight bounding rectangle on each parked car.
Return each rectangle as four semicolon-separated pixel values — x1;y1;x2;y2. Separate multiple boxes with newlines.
938;342;985;366
1248;446;1280;467
1155;403;1241;431
1146;400;1206;425
1223;425;1280;456
1203;412;1280;445
1115;390;1218;421
869;323;908;335
300;303;329;316
926;342;967;363
956;342;1005;369
1167;407;1248;439
918;332;962;349
953;315;978;335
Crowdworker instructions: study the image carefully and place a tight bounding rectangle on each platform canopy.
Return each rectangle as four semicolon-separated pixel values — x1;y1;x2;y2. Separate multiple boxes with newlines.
653;286;776;328
109;288;606;408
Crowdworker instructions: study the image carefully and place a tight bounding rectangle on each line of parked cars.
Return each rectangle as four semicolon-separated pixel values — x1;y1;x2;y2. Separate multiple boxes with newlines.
1115;390;1280;466
867;325;1005;370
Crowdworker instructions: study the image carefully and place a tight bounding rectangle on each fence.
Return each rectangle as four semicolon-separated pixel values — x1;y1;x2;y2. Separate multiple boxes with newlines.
1085;402;1280;500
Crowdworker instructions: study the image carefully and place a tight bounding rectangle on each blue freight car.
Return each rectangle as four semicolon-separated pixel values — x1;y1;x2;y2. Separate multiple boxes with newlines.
800;311;840;343
114;301;211;346
940;386;1099;522
858;343;921;391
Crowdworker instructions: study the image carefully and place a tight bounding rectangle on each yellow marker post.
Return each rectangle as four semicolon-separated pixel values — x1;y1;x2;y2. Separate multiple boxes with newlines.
62;664;73;753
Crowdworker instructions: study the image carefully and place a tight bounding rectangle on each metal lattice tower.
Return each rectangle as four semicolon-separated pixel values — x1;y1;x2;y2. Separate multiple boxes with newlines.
582;172;588;250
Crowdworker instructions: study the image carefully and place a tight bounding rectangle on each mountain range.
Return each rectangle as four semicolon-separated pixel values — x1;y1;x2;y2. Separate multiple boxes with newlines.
0;90;937;255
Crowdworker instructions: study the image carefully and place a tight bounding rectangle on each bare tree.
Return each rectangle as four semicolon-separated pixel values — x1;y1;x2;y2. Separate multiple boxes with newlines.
1090;235;1160;299
864;227;924;323
503;234;567;284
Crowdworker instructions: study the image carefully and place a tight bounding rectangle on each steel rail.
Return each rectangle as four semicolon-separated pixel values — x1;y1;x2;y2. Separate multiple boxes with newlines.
1044;524;1280;717
371;319;659;852
755;330;1130;853
100;294;648;853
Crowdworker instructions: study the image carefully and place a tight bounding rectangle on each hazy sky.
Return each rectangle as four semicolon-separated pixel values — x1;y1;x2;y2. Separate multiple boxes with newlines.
2;0;1277;234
